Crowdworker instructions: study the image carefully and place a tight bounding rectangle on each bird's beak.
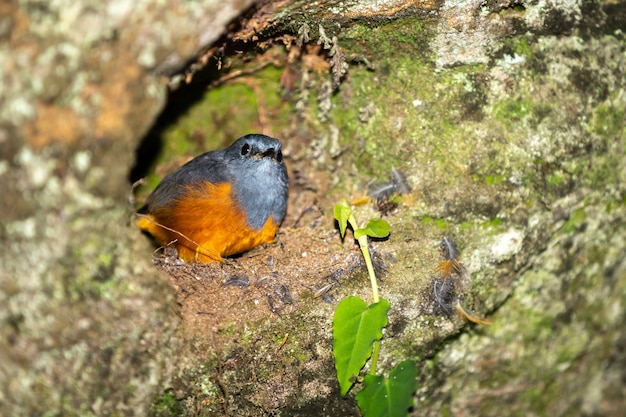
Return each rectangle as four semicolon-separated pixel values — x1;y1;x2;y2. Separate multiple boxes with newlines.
260;148;282;162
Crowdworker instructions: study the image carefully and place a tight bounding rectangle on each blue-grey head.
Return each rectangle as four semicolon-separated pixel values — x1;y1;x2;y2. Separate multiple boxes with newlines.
225;134;289;230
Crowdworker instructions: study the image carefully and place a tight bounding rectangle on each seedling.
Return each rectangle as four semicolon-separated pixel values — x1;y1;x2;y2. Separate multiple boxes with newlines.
332;198;417;416
334;198;389;303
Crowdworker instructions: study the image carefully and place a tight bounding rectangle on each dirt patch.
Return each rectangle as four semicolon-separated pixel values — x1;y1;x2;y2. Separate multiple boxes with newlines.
146;178;369;342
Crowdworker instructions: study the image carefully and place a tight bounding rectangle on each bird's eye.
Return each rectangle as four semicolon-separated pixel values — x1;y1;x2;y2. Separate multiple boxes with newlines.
241;143;251;156
276;150;283;162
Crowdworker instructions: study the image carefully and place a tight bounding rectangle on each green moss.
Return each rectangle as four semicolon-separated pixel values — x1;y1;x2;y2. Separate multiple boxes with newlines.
142;173;162;192
152;391;180;415
458;217;503;232
311;18;468;181
126;14;626;417
499;36;534;59
512;38;533;57
342;16;432;58
555;341;580;364
605;194;626;213
322;45;493;186
142;65;288;195
483;174;506;186
493;97;533;124
420;217;449;230
545;171;567;187
583;98;626;190
563;208;586;234
591;101;625;138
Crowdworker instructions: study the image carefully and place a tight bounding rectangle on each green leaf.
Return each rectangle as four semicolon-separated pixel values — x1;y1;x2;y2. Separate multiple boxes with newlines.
334;199;352;238
389;195;403;204
354;219;391;240
356;360;418;417
333;297;390;396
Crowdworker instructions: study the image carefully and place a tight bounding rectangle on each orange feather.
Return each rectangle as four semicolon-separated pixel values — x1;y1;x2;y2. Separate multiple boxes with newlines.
136;182;279;263
434;259;463;279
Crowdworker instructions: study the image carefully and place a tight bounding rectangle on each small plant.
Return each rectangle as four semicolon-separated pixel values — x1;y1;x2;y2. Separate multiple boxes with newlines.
333;198;417;417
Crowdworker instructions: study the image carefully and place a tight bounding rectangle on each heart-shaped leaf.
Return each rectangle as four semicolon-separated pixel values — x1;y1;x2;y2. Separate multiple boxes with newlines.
333;296;390;396
356;360;418;417
354;219;390;240
334;199;353;238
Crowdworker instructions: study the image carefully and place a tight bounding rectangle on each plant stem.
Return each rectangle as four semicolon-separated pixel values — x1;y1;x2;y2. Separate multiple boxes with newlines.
357;234;381;376
370;340;381;375
357;234;380;304
348;211;382;375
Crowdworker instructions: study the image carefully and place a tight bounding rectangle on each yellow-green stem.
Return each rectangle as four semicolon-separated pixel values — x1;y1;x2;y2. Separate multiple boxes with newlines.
357;233;381;375
357;234;380;304
348;210;382;375
370;340;381;375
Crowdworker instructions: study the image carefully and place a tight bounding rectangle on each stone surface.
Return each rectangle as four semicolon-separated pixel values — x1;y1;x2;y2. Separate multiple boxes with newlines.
1;0;625;415
0;0;255;415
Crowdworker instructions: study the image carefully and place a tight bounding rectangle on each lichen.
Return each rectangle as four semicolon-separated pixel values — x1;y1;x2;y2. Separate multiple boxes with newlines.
3;0;625;415
128;5;626;411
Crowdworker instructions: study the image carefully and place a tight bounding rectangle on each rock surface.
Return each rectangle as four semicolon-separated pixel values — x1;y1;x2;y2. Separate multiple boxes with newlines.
1;0;625;416
1;0;254;415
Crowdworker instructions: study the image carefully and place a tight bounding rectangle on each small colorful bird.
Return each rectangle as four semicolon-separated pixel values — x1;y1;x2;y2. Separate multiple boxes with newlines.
136;134;289;263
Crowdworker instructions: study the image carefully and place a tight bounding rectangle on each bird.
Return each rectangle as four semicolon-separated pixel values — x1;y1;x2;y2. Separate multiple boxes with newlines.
136;134;289;263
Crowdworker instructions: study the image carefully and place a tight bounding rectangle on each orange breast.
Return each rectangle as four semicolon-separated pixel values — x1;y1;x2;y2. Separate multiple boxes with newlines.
136;182;279;263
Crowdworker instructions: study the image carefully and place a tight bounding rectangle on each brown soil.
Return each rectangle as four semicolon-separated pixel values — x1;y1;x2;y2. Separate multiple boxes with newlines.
147;175;367;342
